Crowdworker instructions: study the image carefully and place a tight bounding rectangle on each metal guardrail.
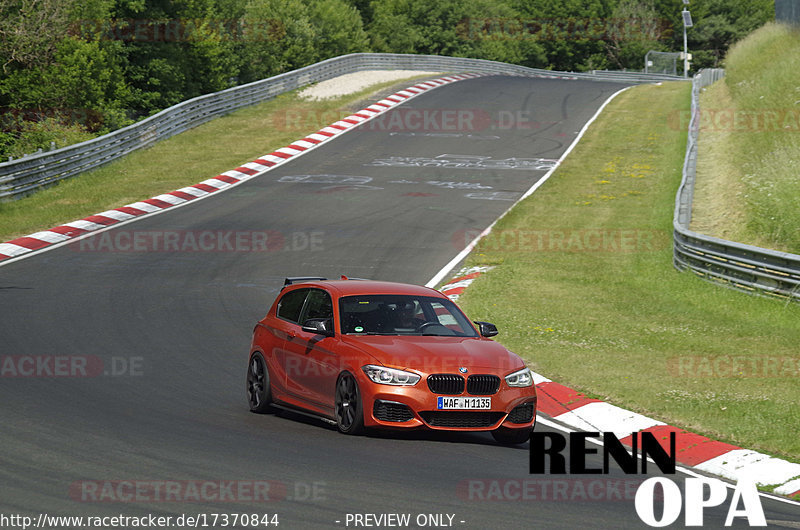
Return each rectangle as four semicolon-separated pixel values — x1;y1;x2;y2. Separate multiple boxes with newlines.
0;53;680;201
673;68;800;302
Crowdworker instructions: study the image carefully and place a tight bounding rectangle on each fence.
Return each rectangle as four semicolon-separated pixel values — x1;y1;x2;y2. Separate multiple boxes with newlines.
0;53;680;202
645;50;680;76
672;68;800;302
776;0;800;25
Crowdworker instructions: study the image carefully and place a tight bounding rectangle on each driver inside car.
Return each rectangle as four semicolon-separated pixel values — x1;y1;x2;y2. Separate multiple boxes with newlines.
393;301;426;332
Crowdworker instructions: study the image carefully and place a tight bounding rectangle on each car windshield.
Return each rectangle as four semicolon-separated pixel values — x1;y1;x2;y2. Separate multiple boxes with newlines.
339;295;479;337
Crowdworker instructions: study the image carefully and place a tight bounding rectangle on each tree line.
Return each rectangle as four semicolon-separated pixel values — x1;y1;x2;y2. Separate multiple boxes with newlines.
0;0;774;160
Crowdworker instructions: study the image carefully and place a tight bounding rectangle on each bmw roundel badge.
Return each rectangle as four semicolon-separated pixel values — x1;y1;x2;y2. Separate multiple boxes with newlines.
459;367;468;374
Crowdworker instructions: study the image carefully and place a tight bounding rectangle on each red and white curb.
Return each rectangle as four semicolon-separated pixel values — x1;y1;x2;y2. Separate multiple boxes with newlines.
439;266;495;300
0;73;486;265
440;268;800;498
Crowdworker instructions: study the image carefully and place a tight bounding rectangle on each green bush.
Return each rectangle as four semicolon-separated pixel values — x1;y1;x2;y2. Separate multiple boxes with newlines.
0;0;782;163
0;117;96;160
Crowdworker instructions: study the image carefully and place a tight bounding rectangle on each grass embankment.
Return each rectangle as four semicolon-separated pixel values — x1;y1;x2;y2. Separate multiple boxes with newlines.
693;22;800;253
456;82;800;463
0;74;436;243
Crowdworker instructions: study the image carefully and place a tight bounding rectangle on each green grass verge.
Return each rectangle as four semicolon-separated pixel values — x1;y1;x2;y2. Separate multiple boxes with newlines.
695;22;800;253
456;81;800;463
0;74;438;243
692;80;748;242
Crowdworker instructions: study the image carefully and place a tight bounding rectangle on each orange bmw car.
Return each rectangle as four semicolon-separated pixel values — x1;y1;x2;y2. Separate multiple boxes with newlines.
246;277;537;444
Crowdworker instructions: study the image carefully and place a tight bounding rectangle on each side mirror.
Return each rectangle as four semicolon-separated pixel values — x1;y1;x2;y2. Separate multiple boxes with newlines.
474;321;498;338
302;318;334;337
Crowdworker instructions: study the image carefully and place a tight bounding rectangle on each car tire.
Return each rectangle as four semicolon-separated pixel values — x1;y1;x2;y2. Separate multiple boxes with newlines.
491;426;531;445
247;352;273;413
334;372;364;435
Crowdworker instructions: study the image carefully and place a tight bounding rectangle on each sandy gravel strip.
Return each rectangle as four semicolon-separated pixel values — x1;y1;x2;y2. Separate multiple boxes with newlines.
297;70;441;101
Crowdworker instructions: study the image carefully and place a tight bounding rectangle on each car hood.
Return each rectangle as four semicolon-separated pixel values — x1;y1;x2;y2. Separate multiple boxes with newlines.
341;335;525;374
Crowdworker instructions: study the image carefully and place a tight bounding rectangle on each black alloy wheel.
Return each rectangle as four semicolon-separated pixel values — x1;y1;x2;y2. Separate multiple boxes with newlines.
334;372;364;434
247;353;272;413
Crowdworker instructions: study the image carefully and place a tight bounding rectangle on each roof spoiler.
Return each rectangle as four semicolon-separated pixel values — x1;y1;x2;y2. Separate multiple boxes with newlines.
282;276;372;287
284;277;327;286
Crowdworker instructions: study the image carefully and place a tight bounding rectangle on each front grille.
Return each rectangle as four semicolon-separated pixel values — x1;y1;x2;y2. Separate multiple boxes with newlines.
419;411;505;428
427;374;464;395
467;375;500;395
373;400;414;422
507;402;536;424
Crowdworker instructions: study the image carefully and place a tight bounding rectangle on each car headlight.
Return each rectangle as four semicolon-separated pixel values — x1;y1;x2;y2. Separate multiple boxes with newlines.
505;367;533;388
362;365;420;386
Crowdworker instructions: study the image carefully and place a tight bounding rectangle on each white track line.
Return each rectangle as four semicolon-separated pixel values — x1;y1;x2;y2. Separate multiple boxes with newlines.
426;85;633;288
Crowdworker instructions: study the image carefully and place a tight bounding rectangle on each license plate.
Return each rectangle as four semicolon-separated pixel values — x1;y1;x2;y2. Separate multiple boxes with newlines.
437;396;491;410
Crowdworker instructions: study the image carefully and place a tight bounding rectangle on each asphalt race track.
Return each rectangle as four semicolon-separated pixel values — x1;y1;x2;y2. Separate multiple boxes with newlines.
1;76;799;529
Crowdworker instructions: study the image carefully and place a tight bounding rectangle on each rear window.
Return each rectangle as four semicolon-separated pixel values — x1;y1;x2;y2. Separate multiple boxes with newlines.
276;288;308;323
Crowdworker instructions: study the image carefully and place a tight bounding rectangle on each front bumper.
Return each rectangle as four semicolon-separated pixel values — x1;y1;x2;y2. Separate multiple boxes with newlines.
359;376;537;431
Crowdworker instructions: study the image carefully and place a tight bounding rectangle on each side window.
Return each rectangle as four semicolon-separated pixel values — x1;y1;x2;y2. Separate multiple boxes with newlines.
299;289;333;323
276;288;309;323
